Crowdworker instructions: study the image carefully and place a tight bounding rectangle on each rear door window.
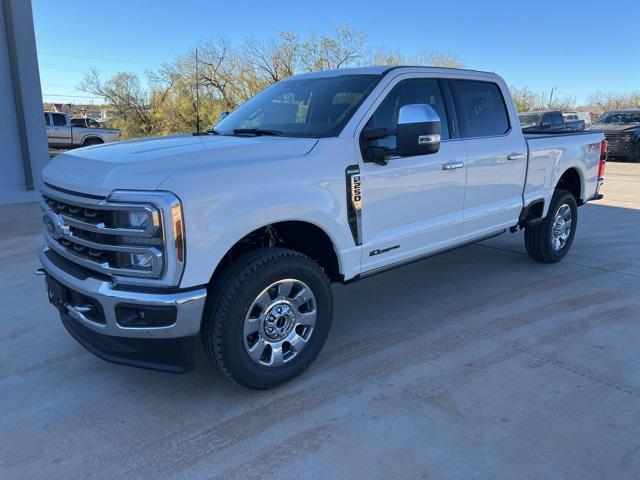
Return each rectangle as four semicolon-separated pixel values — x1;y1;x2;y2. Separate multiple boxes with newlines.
52;113;67;126
44;113;50;126
450;80;510;138
550;112;564;128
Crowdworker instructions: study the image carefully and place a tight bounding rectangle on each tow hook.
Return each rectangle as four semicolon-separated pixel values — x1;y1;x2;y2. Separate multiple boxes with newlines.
34;268;46;276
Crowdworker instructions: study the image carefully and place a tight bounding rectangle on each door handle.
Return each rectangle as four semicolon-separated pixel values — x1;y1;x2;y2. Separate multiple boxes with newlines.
442;161;465;170
507;153;526;161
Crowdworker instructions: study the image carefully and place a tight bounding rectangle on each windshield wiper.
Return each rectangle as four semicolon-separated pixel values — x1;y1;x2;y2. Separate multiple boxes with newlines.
232;128;282;136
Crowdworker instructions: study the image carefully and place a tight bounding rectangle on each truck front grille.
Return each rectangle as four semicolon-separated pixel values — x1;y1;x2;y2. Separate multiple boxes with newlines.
603;132;625;149
40;186;184;287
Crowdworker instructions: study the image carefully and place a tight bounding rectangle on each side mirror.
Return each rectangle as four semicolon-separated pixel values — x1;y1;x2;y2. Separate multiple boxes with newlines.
219;111;230;121
540;120;552;129
396;104;441;157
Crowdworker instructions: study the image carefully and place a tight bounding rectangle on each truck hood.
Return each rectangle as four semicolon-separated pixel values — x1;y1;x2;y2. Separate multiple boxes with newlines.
589;123;640;132
41;134;318;196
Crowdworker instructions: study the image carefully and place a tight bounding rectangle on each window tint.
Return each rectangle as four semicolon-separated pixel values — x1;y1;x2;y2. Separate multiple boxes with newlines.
550;112;563;128
216;74;381;137
44;113;50;126
365;78;450;149
52;113;67;126
451;80;510;138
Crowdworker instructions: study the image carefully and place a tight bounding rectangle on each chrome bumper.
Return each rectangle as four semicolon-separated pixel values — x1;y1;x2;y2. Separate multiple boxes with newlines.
39;247;207;339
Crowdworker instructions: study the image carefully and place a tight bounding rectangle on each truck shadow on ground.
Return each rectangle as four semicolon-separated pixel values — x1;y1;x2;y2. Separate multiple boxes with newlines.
98;202;639;401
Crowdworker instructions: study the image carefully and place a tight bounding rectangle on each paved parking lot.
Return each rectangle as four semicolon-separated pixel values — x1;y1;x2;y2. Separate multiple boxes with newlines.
1;162;639;479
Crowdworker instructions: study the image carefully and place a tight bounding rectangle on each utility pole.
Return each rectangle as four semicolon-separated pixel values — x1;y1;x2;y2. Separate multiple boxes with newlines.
195;48;200;134
548;87;556;109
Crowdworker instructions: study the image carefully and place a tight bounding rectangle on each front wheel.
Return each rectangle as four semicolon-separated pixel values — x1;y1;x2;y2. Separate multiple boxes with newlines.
202;248;333;389
525;189;578;263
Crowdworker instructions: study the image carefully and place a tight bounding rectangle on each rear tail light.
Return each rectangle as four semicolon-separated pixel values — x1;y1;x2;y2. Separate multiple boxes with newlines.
598;140;607;178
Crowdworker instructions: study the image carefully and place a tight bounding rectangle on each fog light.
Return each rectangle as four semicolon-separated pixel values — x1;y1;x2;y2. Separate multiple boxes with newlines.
128;211;150;228
116;304;177;327
131;253;153;269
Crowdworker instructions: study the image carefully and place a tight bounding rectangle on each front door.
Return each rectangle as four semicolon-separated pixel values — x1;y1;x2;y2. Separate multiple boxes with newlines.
356;76;467;273
48;112;72;147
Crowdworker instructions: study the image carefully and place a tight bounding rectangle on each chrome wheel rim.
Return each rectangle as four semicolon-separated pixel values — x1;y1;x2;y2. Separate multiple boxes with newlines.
551;204;572;253
243;279;317;367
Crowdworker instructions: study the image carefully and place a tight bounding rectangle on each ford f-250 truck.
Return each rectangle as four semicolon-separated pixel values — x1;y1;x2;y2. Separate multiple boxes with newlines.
45;111;120;149
38;66;607;389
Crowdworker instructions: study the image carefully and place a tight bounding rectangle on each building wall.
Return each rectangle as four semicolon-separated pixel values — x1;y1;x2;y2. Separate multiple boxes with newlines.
0;0;48;203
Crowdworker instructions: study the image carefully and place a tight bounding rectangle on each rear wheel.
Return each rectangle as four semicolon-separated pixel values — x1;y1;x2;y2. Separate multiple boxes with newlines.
525;189;578;263
202;248;333;389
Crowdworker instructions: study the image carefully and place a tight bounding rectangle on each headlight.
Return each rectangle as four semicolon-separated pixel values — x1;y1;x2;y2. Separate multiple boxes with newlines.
128;210;151;228
107;190;185;287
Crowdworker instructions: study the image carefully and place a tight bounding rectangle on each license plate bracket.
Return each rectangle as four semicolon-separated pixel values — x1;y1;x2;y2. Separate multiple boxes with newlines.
46;275;68;312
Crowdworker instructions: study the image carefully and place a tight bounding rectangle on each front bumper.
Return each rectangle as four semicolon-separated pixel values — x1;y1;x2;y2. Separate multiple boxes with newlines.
608;143;639;158
40;247;207;372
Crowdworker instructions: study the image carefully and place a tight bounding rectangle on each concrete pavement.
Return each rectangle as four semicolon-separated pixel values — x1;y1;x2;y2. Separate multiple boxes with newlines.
1;162;639;479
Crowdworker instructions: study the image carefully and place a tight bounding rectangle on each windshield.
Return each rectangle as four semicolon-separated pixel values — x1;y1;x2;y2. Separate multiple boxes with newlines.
214;74;381;138
518;113;542;126
596;112;640;124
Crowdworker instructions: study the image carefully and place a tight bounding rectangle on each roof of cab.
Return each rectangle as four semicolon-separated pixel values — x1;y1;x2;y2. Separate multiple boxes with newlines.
288;65;496;79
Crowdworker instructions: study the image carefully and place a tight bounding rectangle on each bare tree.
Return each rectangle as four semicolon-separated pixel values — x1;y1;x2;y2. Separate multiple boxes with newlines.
368;46;406;66
509;86;541;112
587;91;640;113
414;50;464;68
79;68;157;137
242;31;299;83
300;24;365;71
197;36;239;110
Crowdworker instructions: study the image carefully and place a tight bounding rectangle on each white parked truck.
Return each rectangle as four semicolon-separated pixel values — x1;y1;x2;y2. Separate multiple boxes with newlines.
45;111;120;148
38;66;607;389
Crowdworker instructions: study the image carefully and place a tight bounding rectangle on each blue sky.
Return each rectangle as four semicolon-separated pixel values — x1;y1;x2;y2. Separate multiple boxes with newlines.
33;0;639;105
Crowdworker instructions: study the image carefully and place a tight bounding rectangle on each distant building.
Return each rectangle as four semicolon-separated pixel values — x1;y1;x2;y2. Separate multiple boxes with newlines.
1;0;48;203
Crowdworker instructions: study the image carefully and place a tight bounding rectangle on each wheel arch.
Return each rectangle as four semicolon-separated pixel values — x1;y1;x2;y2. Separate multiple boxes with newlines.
554;166;584;205
209;220;343;285
82;136;104;146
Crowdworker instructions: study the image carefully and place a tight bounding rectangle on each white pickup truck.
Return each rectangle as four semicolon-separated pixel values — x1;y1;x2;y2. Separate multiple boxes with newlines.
38;66;606;389
45;111;120;148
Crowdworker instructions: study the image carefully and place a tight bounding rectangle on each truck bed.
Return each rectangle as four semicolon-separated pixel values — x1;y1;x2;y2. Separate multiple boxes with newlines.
523;130;604;216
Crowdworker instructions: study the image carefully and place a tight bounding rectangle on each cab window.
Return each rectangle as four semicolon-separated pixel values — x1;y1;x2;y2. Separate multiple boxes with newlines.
52;113;67;126
450;80;510;138
365;78;450;150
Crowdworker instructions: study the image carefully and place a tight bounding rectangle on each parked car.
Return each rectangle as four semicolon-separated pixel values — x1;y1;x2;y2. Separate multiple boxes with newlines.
45;111;120;149
38;66;606;389
519;110;585;132
564;111;592;128
589;109;640;162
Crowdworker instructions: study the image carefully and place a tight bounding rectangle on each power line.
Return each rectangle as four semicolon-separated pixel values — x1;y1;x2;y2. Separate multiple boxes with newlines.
39;63;127;75
39;50;163;67
42;93;103;99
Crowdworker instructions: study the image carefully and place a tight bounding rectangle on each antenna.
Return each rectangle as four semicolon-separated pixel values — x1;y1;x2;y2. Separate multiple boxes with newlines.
195;48;201;134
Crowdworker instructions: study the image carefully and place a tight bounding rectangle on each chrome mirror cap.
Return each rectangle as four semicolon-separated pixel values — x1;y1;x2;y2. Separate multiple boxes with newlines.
398;104;440;125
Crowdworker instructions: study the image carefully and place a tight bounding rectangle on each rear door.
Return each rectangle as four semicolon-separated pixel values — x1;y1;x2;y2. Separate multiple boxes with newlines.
49;113;72;146
449;78;527;240
356;74;467;272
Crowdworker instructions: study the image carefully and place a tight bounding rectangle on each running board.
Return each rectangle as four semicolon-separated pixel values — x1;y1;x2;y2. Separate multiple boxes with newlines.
344;229;506;283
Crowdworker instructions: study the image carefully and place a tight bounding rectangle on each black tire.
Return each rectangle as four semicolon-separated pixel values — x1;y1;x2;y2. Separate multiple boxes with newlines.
82;137;103;147
525;189;578;263
202;248;333;389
